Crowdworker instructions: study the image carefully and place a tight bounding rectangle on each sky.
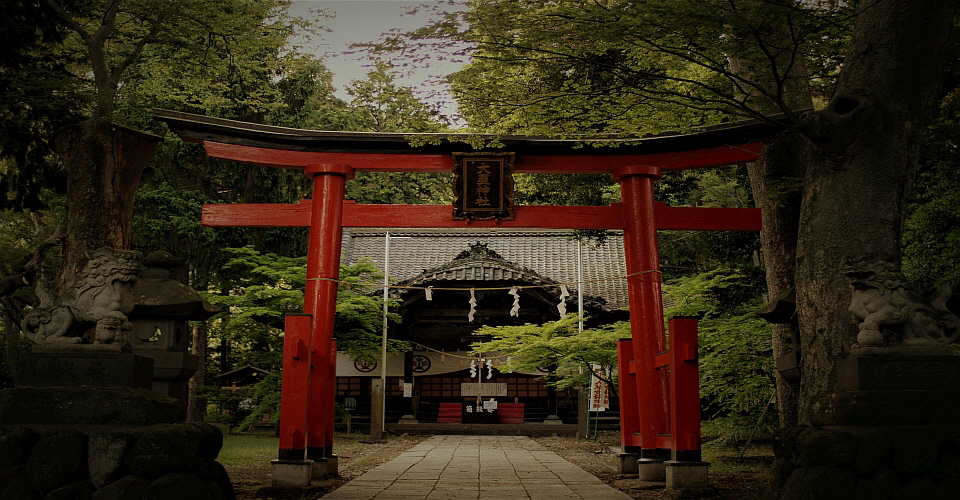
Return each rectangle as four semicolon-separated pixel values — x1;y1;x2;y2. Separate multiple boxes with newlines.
286;1;468;121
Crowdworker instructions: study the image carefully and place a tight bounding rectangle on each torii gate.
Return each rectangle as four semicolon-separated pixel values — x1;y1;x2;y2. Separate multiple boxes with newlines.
156;109;770;488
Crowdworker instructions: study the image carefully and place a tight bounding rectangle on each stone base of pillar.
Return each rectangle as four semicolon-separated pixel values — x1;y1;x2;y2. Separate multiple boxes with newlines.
271;459;314;487
543;415;563;425
310;455;339;479
617;453;640;475
637;458;666;481
398;414;419;425
665;460;710;489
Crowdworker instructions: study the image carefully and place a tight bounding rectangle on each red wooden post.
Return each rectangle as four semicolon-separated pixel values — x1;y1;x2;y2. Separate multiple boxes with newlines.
202;201;761;231
616;339;641;452
324;340;337;458
615;165;671;464
278;314;312;459
668;317;702;462
303;164;353;462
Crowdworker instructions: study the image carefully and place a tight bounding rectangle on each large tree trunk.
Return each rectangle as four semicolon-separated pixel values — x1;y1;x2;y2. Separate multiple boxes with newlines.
794;0;954;423
50;119;160;290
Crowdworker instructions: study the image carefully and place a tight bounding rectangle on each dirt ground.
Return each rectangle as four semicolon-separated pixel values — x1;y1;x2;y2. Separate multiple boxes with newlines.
531;431;773;499
228;431;773;499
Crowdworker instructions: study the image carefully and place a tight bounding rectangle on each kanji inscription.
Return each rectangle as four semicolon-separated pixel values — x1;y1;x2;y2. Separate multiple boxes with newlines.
452;153;515;220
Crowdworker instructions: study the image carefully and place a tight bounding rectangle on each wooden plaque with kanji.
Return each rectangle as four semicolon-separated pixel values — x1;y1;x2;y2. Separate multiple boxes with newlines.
452;152;515;220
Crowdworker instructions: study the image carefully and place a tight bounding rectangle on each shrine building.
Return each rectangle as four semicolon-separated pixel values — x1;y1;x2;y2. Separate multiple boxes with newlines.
335;229;631;428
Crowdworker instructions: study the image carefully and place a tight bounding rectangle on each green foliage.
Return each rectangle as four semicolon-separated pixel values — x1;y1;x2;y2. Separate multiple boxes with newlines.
334;258;409;363
340;62;453;205
0;1;84;210
238;374;282;432
201;248;410;430
471;315;630;392
664;269;776;444
203;247;408;371
904;90;960;291
656;166;761;280
204;385;256;431
345;61;449;133
2;0;321;207
381;0;849;136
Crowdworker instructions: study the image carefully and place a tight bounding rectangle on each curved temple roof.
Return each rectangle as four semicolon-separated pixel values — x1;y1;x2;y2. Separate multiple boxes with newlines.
397;241;559;290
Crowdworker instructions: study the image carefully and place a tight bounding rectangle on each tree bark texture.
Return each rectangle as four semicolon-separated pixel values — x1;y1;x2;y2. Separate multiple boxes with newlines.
50;119;159;291
747;135;806;428
795;0;955;424
186;322;208;423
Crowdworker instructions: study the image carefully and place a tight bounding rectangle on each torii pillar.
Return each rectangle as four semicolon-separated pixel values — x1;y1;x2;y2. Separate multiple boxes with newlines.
273;164;352;483
615;165;672;478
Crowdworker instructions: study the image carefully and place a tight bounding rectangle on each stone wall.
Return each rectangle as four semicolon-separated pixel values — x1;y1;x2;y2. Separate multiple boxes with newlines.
766;425;960;500
0;387;235;500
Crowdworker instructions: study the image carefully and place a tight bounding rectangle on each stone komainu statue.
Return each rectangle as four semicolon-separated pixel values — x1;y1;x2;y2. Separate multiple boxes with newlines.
23;248;142;345
845;254;960;348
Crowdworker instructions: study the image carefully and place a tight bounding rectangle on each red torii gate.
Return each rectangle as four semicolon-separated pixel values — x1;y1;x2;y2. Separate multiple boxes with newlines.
156;110;770;488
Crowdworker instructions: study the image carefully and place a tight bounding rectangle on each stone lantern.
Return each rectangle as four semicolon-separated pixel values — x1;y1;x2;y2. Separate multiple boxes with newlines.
129;250;219;415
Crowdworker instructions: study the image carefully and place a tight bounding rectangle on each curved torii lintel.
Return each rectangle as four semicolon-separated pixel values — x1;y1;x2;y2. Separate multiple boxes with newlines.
154;108;777;173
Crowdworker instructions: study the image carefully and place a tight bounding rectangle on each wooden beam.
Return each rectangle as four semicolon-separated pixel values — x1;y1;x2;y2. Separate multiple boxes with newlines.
203;142;453;171
201;141;763;174
202;201;761;231
202;202;623;229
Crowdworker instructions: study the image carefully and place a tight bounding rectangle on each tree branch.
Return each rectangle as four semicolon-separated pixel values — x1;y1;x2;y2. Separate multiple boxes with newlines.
42;0;89;40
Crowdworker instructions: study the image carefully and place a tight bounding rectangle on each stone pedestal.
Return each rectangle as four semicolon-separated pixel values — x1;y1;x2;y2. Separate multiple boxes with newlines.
270;459;314;487
665;460;711;489
543;415;563;425
21;349;153;389
398;414;419;425
637;458;666;481
837;349;960;391
617;453;640;475
766;350;960;499
310;455;339;479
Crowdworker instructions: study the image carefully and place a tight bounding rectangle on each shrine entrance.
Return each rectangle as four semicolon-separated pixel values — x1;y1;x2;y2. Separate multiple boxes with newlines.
156;109;771;488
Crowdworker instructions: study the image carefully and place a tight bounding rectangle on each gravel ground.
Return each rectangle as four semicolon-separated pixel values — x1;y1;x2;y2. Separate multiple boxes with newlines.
531;431;774;499
227;431;773;499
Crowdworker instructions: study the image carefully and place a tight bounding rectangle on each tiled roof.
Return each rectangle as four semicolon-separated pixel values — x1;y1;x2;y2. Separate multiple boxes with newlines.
340;228;629;310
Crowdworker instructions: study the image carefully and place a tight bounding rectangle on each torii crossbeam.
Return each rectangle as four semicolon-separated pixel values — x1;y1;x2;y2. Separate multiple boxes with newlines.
155;109;771;487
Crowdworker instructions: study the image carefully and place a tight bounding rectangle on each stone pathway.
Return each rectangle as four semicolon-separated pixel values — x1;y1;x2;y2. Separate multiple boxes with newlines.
321;435;632;500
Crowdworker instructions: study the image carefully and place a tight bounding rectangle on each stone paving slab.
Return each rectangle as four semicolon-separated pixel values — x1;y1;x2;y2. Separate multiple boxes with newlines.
321;435;631;500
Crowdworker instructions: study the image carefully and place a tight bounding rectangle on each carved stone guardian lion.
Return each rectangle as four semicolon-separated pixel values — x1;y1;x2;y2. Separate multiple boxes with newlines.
23;247;142;345
845;254;959;348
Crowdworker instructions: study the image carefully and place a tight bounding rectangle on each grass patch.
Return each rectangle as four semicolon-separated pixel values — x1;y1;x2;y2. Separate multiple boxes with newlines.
218;434;279;467
216;431;400;468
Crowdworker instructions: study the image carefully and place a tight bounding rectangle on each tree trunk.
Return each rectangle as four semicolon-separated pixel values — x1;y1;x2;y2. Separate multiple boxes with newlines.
794;0;954;423
50;119;160;290
747;136;805;428
187;322;208;423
